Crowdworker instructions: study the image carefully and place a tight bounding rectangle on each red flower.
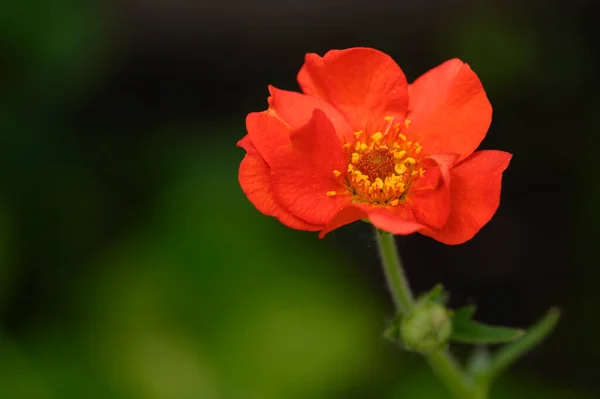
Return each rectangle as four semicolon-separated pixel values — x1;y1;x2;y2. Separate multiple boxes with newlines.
238;48;511;244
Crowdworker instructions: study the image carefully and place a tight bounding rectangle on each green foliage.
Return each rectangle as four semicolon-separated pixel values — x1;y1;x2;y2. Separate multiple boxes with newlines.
451;306;524;345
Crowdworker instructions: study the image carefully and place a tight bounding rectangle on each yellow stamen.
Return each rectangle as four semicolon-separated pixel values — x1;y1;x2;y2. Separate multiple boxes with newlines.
326;191;337;197
393;150;407;159
333;170;341;177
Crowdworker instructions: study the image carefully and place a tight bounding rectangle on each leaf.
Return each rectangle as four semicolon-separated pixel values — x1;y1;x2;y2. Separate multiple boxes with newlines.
453;305;476;320
450;305;525;344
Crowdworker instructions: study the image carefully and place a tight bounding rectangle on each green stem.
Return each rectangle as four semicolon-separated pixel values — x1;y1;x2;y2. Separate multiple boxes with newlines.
427;351;475;399
375;228;414;313
374;228;474;399
484;307;560;383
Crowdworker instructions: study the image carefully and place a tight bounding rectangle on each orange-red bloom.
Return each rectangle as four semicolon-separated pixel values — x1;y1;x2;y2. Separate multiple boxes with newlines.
238;48;511;244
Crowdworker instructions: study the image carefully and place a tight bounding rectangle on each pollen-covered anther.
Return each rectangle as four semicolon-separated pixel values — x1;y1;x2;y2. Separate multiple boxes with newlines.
333;170;341;177
415;142;422;154
371;132;383;142
355;142;369;151
393;150;406;159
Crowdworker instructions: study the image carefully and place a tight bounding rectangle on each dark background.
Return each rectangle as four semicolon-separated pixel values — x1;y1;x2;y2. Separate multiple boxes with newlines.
1;1;599;398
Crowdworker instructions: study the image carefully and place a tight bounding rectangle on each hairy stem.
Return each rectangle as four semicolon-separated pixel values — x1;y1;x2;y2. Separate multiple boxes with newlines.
374;228;474;399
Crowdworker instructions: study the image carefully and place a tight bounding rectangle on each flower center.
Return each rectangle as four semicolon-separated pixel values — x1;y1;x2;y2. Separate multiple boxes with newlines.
355;147;395;181
326;118;425;206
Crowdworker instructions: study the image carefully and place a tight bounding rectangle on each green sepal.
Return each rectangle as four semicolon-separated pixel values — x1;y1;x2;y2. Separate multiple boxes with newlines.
383;313;403;346
422;283;448;305
450;305;524;345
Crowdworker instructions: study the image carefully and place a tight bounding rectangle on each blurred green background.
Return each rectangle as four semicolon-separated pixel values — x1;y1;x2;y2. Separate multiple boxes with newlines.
1;1;599;398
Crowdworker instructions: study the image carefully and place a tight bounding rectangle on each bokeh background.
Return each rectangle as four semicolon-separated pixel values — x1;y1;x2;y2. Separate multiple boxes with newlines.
1;1;599;398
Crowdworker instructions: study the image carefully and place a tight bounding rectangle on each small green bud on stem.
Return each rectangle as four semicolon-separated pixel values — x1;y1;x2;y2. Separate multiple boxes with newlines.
400;298;452;354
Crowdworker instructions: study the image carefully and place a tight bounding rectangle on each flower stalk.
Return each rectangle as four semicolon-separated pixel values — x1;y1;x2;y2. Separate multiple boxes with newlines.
374;228;474;399
375;228;414;314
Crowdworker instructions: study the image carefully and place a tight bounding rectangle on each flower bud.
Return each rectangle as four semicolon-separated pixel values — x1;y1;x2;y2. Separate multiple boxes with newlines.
400;299;452;354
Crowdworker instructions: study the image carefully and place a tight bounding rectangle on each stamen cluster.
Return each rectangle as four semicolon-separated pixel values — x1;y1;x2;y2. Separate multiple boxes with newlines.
327;118;425;205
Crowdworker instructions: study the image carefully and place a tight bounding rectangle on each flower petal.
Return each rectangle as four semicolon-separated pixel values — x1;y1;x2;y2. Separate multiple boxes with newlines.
270;109;350;226
244;111;291;166
244;86;356;164
319;203;425;238
407;154;458;230
408;59;492;161
420;150;512;245
267;86;354;142
297;47;409;133
237;134;254;152
239;142;321;231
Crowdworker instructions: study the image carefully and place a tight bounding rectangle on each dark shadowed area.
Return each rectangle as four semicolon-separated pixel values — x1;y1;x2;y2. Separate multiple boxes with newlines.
1;0;599;398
